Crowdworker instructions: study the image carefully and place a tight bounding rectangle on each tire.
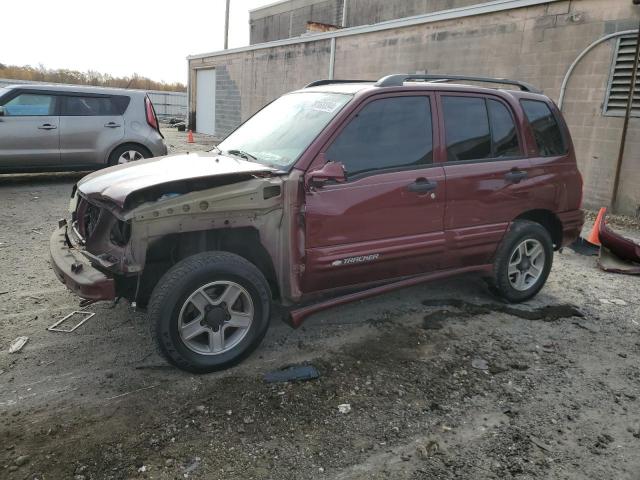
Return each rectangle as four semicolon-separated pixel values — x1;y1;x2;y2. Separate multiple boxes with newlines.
488;220;553;303
108;143;152;166
148;252;272;373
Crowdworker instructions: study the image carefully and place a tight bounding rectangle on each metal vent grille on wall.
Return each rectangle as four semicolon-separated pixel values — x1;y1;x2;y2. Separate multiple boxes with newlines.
604;35;639;117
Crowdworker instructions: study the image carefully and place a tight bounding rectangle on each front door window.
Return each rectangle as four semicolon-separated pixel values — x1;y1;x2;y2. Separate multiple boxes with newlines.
326;96;433;178
3;93;55;116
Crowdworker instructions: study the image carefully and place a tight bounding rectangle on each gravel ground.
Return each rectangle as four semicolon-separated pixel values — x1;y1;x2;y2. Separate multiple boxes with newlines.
0;137;639;479
161;124;218;154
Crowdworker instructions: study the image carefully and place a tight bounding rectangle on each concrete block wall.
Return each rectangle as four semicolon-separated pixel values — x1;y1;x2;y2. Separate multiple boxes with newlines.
213;66;241;138
190;0;640;214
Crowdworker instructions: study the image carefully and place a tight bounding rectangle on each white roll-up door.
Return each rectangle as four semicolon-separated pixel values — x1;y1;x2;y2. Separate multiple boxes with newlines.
196;69;216;135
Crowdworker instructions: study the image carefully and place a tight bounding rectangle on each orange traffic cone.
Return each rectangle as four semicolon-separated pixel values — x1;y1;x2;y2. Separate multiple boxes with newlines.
587;207;606;246
187;129;194;144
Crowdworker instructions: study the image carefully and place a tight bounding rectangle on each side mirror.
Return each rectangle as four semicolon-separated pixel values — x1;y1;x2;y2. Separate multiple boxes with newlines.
0;106;5;117
306;161;347;188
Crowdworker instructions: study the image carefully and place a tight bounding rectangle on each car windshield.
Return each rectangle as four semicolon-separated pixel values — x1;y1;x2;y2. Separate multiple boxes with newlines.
217;91;352;169
0;87;9;101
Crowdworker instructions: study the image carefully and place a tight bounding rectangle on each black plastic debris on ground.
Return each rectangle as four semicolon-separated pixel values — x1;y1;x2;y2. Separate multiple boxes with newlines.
568;236;600;256
264;364;320;383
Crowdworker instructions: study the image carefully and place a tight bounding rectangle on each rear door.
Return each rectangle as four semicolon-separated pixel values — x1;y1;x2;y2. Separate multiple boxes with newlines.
302;93;447;293
59;94;126;166
438;93;534;269
0;91;60;168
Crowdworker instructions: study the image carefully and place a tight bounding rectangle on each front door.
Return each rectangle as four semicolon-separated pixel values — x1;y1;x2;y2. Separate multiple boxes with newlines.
302;94;446;293
0;92;60;168
438;93;535;269
59;95;125;166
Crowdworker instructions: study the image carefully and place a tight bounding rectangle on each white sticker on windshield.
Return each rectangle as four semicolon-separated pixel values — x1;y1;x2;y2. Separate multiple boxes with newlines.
310;100;341;113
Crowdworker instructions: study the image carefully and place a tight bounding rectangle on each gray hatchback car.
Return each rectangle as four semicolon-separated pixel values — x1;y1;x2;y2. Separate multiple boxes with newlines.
0;84;167;172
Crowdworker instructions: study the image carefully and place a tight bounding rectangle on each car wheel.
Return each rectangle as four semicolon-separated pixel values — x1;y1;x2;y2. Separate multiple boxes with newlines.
108;144;151;166
148;252;271;373
489;220;553;303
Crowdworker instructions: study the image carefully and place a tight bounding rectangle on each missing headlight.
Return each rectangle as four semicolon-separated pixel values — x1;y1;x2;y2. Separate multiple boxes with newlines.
110;220;131;246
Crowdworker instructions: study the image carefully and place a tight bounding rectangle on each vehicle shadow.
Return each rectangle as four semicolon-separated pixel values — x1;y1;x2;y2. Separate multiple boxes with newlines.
0;171;89;186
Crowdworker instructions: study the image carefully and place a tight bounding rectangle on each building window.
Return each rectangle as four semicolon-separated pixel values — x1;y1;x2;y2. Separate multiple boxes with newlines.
604;35;639;117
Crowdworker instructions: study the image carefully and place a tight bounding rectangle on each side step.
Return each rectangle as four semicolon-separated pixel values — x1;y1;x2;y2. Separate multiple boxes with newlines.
284;264;493;328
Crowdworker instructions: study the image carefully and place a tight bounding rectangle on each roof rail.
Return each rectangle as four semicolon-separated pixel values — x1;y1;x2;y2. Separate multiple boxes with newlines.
304;79;375;88
374;74;541;93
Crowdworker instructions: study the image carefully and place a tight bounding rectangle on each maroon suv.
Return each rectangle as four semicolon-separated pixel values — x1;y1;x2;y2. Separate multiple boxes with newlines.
50;74;584;373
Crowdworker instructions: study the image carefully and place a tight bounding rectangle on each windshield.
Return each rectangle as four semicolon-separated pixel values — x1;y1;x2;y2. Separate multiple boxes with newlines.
0;87;9;102
217;92;352;169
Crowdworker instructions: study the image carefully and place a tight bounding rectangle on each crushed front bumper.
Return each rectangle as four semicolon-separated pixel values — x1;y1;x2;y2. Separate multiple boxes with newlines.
50;226;116;301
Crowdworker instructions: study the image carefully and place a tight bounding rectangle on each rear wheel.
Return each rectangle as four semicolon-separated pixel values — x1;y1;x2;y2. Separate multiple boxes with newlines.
489;220;553;302
108;144;151;166
148;252;271;373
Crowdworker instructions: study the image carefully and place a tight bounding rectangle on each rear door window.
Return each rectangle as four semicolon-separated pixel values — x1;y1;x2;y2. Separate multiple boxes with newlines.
443;96;492;161
443;96;522;161
521;100;567;156
326;96;433;177
62;95;129;116
2;93;56;116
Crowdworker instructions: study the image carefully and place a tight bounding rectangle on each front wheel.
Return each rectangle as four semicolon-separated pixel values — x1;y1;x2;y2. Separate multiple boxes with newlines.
489;220;553;303
148;252;271;373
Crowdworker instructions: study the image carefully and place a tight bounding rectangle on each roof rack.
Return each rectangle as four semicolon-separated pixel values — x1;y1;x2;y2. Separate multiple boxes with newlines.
304;79;375;88
374;74;541;93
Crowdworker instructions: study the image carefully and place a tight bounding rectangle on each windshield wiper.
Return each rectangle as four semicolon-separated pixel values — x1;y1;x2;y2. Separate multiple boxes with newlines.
223;149;285;172
226;149;258;162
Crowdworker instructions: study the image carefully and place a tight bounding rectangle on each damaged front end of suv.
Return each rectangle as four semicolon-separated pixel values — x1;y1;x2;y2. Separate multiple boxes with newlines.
51;150;292;309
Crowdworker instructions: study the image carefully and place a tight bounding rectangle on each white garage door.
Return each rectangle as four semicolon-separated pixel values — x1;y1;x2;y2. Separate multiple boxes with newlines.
196;69;216;135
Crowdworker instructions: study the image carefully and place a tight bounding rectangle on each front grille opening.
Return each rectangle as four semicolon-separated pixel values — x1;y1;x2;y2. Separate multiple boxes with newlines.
83;204;101;239
75;198;102;241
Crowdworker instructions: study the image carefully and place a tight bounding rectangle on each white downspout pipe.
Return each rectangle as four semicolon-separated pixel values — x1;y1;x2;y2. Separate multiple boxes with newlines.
342;0;348;27
329;37;336;79
558;29;638;109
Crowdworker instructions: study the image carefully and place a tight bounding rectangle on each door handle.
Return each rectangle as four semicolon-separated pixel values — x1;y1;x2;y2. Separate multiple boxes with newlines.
407;178;438;193
38;124;57;130
104;122;121;128
504;169;528;183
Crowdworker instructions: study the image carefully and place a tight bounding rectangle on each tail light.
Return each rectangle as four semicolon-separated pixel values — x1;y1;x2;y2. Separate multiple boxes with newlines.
145;96;159;131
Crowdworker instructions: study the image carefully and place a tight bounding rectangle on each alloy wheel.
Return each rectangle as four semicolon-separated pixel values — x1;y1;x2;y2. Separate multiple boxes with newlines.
507;239;546;291
177;281;254;355
118;150;144;164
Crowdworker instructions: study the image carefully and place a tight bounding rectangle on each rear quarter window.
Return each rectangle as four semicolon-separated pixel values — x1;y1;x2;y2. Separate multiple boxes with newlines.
520;100;567;156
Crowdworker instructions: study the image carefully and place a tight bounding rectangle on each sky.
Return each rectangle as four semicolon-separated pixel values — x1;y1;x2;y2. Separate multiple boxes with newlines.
1;0;277;85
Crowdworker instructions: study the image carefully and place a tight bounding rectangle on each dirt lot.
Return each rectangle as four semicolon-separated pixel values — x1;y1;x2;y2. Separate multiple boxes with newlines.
1;132;639;479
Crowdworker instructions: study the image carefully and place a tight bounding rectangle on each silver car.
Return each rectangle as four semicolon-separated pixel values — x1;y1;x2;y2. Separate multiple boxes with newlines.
0;84;167;172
